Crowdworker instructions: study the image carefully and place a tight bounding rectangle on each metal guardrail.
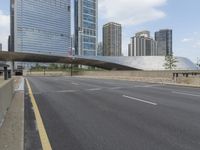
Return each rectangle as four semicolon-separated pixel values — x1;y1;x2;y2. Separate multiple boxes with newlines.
173;72;200;79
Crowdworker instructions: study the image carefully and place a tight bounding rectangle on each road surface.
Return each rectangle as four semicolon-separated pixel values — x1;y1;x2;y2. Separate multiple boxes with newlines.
25;77;200;150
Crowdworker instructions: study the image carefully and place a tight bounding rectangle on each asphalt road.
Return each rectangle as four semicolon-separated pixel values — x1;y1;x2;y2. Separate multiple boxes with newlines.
26;76;200;150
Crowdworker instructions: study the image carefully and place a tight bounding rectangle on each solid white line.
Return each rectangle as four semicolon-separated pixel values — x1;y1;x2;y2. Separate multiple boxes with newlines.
172;91;200;97
122;95;158;106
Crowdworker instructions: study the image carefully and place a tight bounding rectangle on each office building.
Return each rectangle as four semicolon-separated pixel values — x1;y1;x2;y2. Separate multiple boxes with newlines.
8;36;11;52
0;43;2;51
10;0;14;52
103;22;122;56
129;31;157;56
69;34;75;56
128;43;132;56
74;0;98;56
155;29;172;56
10;0;71;56
97;42;103;56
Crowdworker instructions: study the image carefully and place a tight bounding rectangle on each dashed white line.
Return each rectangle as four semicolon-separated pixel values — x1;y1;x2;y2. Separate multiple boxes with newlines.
172;91;200;97
122;95;158;106
87;88;102;91
57;90;77;93
71;83;80;86
110;87;122;90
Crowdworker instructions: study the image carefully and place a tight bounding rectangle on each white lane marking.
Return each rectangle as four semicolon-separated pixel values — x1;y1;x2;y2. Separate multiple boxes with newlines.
86;88;102;91
110;87;122;90
122;95;158;106
33;90;77;95
134;84;160;88
172;91;200;97
56;90;77;93
72;83;80;86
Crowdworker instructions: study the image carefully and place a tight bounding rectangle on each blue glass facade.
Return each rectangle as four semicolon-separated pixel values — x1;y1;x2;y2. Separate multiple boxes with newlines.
14;0;71;56
155;29;173;56
74;0;98;56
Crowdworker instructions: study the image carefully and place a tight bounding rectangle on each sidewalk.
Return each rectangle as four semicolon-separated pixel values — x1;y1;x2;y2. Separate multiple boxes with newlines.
0;77;24;150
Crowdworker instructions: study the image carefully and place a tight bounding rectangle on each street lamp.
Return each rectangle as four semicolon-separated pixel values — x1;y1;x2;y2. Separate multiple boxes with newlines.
71;57;75;77
197;57;200;67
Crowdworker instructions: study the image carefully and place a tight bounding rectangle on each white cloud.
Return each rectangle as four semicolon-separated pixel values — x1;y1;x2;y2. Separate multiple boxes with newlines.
181;36;200;50
0;10;10;51
181;38;193;43
99;0;167;26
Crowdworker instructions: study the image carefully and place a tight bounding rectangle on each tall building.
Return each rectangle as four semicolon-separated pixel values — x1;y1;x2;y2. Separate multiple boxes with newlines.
129;31;157;56
74;0;98;56
128;43;132;56
70;34;75;56
135;30;150;38
10;0;71;56
155;29;172;56
103;22;122;56
0;43;2;51
97;42;103;56
8;36;11;52
10;0;14;52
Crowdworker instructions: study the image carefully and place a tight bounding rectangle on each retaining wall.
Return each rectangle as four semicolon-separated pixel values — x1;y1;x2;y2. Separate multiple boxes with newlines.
75;71;176;78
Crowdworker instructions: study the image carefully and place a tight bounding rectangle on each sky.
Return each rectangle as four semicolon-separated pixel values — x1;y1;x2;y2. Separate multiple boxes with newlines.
0;0;200;63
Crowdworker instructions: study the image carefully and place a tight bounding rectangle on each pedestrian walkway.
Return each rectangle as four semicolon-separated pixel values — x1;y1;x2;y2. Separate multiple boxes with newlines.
0;77;24;150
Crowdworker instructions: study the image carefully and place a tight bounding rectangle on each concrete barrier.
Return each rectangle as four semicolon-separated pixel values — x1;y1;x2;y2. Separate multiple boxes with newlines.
0;79;14;127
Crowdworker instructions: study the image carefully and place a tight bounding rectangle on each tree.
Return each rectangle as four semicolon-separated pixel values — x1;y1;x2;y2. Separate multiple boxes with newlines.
163;54;178;70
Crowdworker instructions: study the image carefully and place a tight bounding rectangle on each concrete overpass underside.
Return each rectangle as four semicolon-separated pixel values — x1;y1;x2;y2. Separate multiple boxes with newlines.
0;51;198;70
0;52;138;70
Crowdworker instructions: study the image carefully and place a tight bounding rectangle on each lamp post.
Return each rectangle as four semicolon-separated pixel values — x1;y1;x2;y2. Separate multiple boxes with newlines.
70;63;73;77
71;57;75;77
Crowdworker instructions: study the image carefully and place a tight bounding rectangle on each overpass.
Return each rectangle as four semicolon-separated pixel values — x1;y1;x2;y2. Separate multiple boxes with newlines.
0;51;198;70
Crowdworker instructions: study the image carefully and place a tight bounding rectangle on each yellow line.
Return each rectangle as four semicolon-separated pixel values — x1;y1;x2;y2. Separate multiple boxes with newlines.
25;79;52;150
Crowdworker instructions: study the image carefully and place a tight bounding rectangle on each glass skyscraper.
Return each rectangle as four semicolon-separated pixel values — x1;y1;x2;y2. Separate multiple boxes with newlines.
10;0;71;56
155;29;173;56
74;0;98;56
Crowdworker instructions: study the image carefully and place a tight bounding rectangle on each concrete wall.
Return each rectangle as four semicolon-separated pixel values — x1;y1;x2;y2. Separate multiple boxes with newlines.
74;71;200;85
176;77;200;86
26;70;200;79
0;79;14;127
74;71;176;78
25;71;71;76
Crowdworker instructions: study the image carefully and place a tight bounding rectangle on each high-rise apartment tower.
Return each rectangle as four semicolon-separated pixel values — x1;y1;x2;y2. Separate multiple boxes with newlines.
129;31;157;56
103;22;122;56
